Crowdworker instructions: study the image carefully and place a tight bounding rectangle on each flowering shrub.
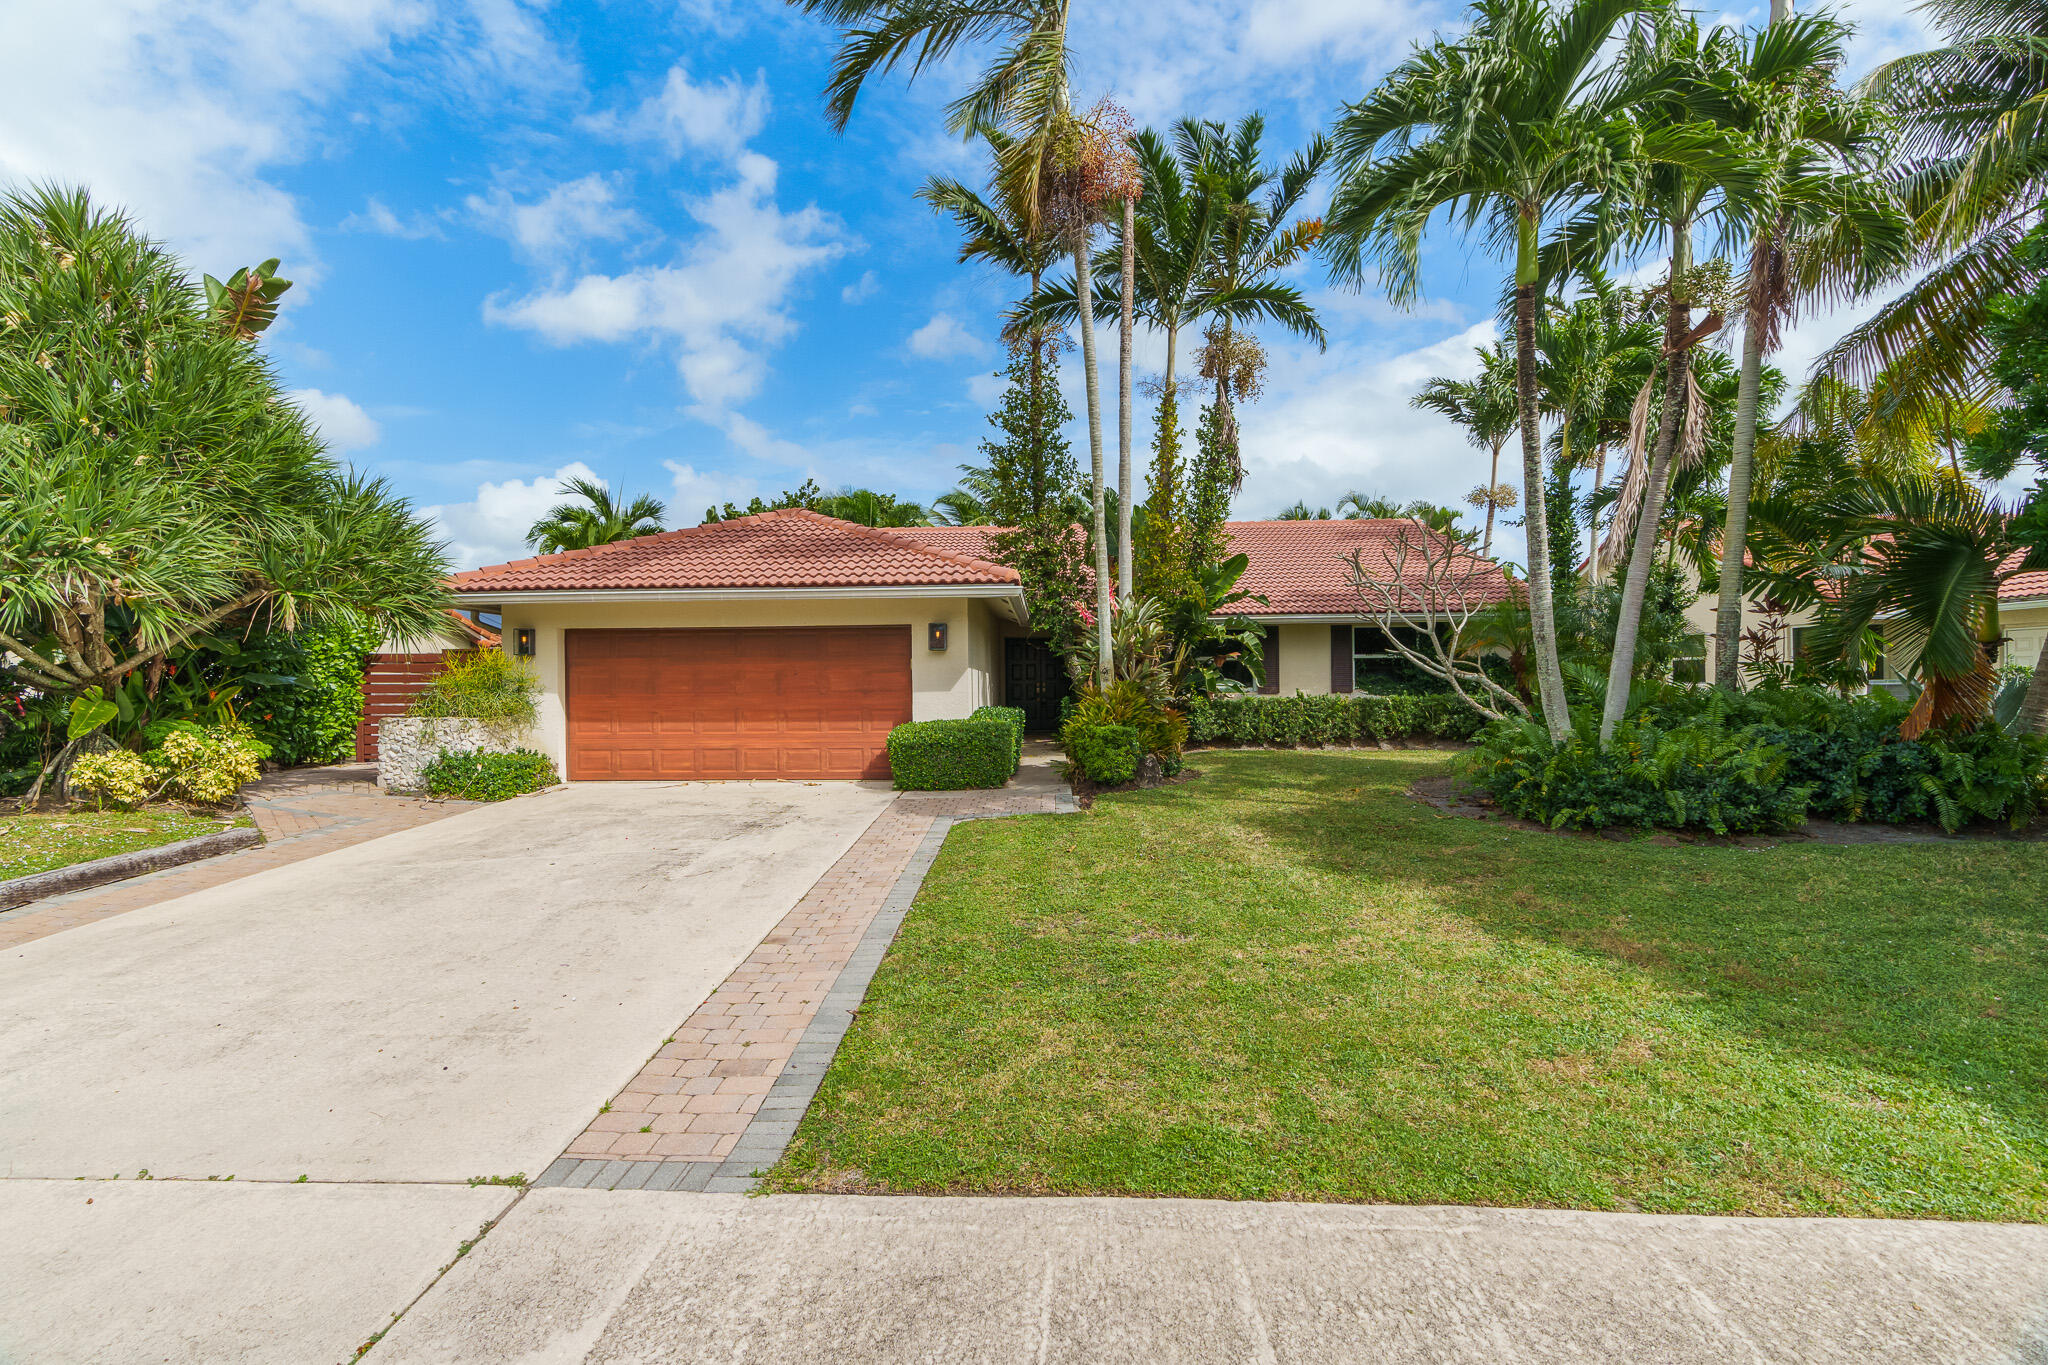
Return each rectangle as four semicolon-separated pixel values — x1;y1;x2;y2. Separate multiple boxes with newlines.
66;749;154;809
147;725;263;805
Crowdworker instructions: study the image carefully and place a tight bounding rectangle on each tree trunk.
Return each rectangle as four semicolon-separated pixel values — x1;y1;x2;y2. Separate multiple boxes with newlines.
1027;266;1044;521
1599;229;1693;746
1075;235;1113;687
1117;198;1135;601
1714;292;1767;690
1589;444;1607;586
1482;436;1502;557
2019;631;2048;736
1513;213;1571;739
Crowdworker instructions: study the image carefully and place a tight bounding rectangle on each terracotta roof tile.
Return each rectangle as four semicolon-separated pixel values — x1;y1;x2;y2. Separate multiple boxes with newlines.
1215;519;1515;615
2001;548;2048;602
451;508;1020;594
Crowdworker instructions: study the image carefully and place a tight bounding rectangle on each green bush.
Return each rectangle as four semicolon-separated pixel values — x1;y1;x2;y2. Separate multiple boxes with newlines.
1183;692;1485;747
1458;695;2048;836
1065;681;1188;771
886;719;1015;790
146;724;265;805
235;619;381;766
421;748;558;801
971;705;1026;773
1063;722;1141;784
408;651;540;728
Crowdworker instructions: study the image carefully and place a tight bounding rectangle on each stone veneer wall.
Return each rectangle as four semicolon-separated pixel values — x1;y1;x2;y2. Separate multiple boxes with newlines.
376;718;527;793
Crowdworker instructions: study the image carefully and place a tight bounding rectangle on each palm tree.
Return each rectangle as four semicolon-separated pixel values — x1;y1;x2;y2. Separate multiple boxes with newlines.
817;488;934;527
1323;0;1655;740
786;0;1123;685
1277;500;1334;520
1411;344;1520;555
1183;115;1331;486
1749;474;2047;732
1815;0;2048;431
1709;12;1910;690
931;488;990;525
525;477;668;554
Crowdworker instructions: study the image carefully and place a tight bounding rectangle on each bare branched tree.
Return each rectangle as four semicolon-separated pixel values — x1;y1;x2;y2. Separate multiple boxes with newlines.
1344;531;1528;723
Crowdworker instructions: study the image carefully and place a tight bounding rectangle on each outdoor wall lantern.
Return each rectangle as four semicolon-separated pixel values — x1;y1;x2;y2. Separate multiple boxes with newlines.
513;627;536;657
928;622;948;652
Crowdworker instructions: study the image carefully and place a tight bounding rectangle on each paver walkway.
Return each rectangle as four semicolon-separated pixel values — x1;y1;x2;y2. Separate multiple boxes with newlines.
541;774;1068;1191
0;765;476;951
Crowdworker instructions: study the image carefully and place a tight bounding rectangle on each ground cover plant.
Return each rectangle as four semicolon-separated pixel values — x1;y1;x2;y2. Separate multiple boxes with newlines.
421;748;557;802
1;809;243;880
767;750;2047;1221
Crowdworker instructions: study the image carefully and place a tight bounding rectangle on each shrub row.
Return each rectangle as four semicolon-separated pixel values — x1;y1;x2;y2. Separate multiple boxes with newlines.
422;748;559;802
887;717;1017;790
1460;688;2048;836
971;705;1026;771
1183;692;1486;747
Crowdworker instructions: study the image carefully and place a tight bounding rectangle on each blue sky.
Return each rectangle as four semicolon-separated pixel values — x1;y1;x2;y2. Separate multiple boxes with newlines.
4;0;1934;569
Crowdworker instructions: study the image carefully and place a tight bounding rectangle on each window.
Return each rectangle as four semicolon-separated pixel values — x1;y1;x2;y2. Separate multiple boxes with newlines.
1672;632;1707;684
1790;625;1819;663
1352;625;1438;689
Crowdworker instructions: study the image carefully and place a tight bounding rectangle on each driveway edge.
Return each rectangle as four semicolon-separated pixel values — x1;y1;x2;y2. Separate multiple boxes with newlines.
0;826;261;911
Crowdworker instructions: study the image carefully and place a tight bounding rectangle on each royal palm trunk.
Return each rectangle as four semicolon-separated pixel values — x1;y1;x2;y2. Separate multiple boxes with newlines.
1075;236;1113;685
1513;219;1572;739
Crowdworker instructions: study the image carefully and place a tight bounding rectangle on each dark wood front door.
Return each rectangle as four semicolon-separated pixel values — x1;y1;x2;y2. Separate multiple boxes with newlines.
1003;637;1069;733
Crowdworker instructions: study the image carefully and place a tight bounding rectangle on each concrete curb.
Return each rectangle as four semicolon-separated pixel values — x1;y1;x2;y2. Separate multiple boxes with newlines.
0;826;261;911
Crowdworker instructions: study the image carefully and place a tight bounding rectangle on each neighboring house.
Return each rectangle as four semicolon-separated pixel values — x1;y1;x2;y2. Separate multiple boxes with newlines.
451;509;1029;781
354;610;500;763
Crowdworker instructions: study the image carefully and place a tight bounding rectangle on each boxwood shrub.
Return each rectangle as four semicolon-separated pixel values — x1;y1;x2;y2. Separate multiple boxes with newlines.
970;705;1026;773
422;747;558;801
1184;692;1485;747
1064;722;1141;785
887;718;1015;790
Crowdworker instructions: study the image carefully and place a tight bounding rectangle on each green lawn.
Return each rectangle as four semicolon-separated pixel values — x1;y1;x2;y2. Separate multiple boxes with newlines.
767;750;2048;1221
0;809;243;881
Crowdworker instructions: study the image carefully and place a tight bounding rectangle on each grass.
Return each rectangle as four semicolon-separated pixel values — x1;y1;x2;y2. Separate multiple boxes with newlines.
0;808;244;881
767;750;2048;1221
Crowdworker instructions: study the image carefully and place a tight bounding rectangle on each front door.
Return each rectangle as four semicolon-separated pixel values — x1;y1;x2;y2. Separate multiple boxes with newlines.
1003;637;1069;733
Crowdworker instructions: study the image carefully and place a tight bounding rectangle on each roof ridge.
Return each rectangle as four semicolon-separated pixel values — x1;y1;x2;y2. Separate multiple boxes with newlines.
793;509;1021;583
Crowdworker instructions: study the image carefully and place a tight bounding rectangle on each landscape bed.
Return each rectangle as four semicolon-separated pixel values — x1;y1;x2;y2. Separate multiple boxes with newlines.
766;750;2048;1221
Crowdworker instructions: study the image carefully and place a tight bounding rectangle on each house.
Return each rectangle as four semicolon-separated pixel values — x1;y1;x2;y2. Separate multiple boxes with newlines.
449;511;1511;781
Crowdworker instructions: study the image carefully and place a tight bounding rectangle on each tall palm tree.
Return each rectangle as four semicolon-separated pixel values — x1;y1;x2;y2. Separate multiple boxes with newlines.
1182;115;1331;487
931;488;990;525
818;488;934;527
1709;13;1910;689
1277;500;1334;520
1411;350;1520;556
787;0;1120;684
1815;0;2048;430
524;477;667;555
1323;0;1656;739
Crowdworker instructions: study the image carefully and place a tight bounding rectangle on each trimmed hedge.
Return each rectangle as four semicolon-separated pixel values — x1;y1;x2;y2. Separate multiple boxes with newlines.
887;718;1015;790
1184;692;1485;747
971;705;1026;772
1065;722;1141;784
422;747;559;801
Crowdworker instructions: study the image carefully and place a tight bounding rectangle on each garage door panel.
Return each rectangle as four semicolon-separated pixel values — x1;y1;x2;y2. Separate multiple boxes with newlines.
566;627;911;781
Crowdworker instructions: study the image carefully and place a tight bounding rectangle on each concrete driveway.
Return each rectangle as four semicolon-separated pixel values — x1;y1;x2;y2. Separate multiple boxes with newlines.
0;780;892;1183
0;780;893;1363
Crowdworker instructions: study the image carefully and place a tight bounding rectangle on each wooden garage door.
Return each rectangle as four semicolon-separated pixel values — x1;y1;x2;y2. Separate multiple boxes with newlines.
565;627;912;781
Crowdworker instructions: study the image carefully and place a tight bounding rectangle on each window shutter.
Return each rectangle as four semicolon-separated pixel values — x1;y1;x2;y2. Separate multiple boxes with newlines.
1330;625;1354;694
1258;625;1280;695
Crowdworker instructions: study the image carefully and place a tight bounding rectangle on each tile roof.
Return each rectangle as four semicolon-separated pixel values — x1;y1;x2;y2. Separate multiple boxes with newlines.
897;526;1007;562
2001;549;2048;602
451;508;1021;594
1215;519;1515;615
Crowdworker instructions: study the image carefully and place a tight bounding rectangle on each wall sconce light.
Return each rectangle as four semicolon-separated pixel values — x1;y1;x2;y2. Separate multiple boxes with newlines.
927;622;948;652
513;627;536;658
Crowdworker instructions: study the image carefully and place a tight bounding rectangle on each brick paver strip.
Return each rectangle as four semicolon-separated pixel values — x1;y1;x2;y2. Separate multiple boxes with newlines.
541;783;1070;1192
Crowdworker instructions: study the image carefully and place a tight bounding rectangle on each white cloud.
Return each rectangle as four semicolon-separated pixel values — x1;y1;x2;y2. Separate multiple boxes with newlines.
841;269;880;304
468;174;639;262
288;387;382;452
0;0;574;284
665;460;763;524
593;65;770;158
421;461;604;569
341;196;444;240
484;153;850;408
966;371;1006;406
908;311;988;361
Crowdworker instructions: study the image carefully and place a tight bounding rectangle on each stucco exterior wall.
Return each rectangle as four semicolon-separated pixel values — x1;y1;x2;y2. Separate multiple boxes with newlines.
2001;601;2048;673
487;595;1001;777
